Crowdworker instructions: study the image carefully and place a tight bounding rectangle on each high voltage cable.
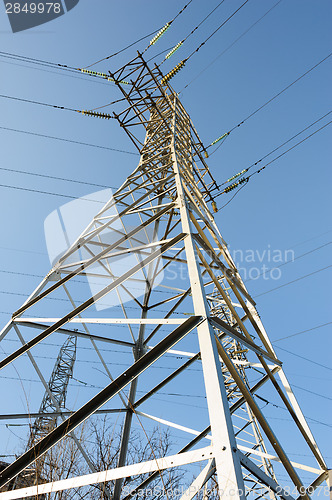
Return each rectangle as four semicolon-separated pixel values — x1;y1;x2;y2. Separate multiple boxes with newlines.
186;0;250;62
84;0;193;68
0;183;111;202
0;165;116;190
83;29;161;68
160;0;226;64
0;93;117;120
0;50;77;71
160;0;250;85
291;384;332;401
0;93;78;113
244;241;332;283
215;117;332;203
274;345;332;371
254;394;332;428
142;0;193;54
244;119;332;182
254;264;332;298
0;125;138;155
208;52;332;149
273;321;332;342
292;229;332;248
0;57;112;87
0;51;129;85
215;111;331;192
0;51;129;84
181;0;283;92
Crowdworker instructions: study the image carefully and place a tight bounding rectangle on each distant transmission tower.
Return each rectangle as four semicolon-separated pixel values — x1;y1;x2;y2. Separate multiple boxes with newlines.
27;335;77;449
0;53;330;499
4;336;77;495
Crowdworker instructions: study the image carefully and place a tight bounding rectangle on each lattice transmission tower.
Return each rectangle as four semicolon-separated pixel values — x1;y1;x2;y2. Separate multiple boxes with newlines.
1;336;77;496
0;54;330;499
26;335;77;455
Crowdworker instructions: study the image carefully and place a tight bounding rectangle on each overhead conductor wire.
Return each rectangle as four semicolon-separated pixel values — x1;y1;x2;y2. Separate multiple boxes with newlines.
159;0;250;86
159;0;226;65
216;111;331;189
208;52;332;152
181;0;283;92
141;0;193;55
213;112;331;207
0;93;117;120
217;119;331;209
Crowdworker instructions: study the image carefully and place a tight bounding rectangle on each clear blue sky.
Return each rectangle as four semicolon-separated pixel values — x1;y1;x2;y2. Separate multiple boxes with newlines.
0;0;331;492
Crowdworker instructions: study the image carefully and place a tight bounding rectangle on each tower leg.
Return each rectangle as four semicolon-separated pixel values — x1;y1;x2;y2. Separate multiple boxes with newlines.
171;96;245;499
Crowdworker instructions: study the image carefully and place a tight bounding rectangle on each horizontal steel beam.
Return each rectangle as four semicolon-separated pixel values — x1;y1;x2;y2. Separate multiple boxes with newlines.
0;446;213;500
0;409;125;421
13;320;135;347
17;318;186;325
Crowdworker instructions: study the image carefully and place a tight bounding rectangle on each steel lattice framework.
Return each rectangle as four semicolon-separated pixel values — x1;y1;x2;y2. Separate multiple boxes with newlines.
27;335;77;449
0;54;330;499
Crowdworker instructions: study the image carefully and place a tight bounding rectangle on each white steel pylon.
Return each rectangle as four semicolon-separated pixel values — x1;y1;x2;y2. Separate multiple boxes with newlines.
0;54;329;499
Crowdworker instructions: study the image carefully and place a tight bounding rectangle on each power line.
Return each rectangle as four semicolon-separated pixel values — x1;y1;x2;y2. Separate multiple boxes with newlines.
0;93;78;113
208;52;332;149
0;50;77;72
274;345;332;371
0;29;156;71
0;125;138;155
216;111;331;190
216;117;332;203
0;50;126;85
273;321;332;343
85;1;193;68
245;119;332;182
0;57;112;86
181;0;283;92
254;264;332;298
0;182;110;202
186;0;250;61
292;229;332;248
160;0;226;65
141;0;194;55
254;394;332;428
0;165;116;190
244;241;332;283
0;93;117;120
160;0;250;85
291;384;332;402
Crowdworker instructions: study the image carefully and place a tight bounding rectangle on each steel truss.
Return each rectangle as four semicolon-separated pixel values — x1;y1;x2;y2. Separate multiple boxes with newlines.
0;54;329;499
27;335;77;450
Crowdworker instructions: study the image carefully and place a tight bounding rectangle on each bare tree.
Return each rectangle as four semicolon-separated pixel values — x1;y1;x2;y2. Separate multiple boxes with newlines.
87;417;184;499
12;417;183;499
